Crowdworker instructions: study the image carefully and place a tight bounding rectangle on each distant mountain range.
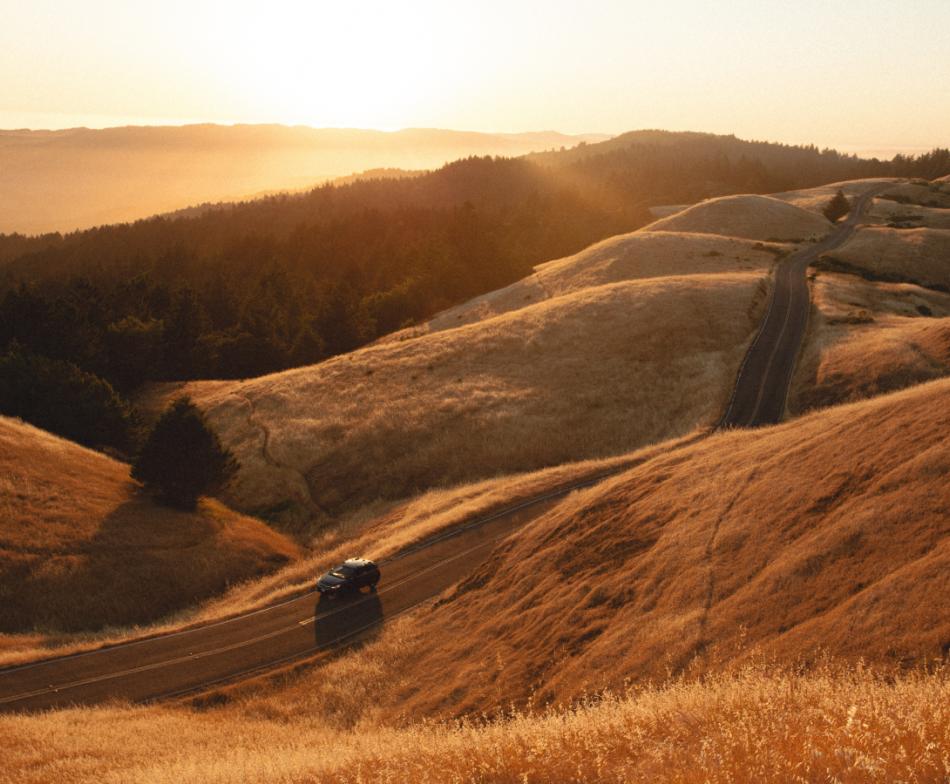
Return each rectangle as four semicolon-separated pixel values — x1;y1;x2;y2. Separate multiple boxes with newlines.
0;125;609;234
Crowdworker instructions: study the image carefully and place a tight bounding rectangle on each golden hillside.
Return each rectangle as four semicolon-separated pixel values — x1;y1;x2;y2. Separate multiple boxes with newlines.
0;417;299;633
772;178;897;214
879;181;950;208
395;231;788;336
793;272;950;411
867;197;950;229
1;665;946;784
345;378;950;719
823;226;950;290
163;273;768;527
644;194;833;241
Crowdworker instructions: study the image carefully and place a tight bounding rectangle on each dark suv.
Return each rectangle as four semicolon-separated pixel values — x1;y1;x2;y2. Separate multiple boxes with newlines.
316;558;381;596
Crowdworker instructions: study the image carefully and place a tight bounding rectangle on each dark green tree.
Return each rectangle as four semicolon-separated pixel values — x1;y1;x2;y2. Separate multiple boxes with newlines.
132;397;237;509
0;345;135;451
823;189;851;222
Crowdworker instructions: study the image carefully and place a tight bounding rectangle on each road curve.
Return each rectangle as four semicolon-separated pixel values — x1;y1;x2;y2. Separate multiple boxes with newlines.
719;184;888;428
0;440;705;714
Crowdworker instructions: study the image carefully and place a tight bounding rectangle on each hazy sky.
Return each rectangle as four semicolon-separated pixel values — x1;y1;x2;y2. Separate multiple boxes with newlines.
3;0;948;154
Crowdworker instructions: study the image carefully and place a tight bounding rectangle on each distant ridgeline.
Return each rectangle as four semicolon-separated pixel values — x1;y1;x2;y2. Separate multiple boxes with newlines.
0;131;947;451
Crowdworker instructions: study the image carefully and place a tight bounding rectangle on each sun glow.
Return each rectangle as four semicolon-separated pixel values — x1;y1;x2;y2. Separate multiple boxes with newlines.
191;2;475;129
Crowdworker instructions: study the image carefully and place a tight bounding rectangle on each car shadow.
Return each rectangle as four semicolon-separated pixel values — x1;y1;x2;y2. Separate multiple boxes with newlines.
313;590;383;651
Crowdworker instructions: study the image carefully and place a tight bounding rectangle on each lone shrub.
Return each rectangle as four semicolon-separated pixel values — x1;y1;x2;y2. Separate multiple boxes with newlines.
133;397;237;509
823;189;851;222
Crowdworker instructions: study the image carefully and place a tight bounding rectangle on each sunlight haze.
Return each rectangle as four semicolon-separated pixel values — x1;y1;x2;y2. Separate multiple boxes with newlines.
2;0;949;152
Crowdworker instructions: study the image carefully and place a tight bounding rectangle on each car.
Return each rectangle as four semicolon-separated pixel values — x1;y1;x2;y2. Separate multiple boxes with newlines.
316;558;381;596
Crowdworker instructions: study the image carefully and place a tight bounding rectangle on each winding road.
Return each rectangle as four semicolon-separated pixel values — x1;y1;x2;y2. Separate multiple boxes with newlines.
720;184;886;427
0;185;886;713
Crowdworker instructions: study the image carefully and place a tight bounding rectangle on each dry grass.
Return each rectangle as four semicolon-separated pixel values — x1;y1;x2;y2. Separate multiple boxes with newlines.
644;193;833;241
821;226;950;291
0;417;299;635
772;178;899;215
153;273;768;528
0;444;682;667
336;378;950;719
386;231;787;336
880;182;950;209
867;197;950;229
0;664;946;783
792;272;950;412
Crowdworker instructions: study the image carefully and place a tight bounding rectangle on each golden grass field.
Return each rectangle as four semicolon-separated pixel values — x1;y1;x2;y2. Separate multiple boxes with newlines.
311;378;949;720
1;179;948;782
393;231;788;336
772;178;898;214
792;272;950;412
0;443;687;667
867;196;950;229
0;416;299;634
645;193;833;240
0;663;946;783
158;273;769;529
879;181;950;209
822;226;950;291
1;379;947;782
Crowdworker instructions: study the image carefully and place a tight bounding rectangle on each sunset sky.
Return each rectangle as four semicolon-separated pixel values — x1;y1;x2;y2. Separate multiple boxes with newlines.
3;0;949;155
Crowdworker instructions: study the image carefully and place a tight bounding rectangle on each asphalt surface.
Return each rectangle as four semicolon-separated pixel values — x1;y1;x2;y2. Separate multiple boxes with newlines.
0;471;624;713
0;186;886;713
719;185;887;427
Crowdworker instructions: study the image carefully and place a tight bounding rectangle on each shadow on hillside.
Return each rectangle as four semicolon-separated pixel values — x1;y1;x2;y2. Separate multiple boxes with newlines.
313;590;384;652
4;496;232;634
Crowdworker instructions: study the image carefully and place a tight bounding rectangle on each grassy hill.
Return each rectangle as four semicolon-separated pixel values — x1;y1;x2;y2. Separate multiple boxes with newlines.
275;377;948;721
644;194;833;241
821;226;950;291
0;416;299;633
393;231;789;337
155;271;769;528
793;272;950;412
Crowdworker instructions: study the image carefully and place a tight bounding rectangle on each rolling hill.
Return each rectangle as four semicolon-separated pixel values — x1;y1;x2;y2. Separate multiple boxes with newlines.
297;376;949;720
155;271;769;527
792;272;950;412
821;226;950;291
0;175;948;783
644;194;833;241
0;416;299;633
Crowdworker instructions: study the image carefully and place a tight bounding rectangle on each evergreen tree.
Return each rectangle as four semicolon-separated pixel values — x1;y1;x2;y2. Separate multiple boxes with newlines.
823;189;851;222
132;397;237;509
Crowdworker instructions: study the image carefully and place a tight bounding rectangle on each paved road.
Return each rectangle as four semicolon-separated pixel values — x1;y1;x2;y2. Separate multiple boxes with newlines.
719;185;887;427
0;186;886;713
1;456;680;713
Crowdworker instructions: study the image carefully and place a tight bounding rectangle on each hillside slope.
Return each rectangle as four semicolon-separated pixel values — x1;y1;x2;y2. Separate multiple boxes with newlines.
645;194;833;241
0;417;299;632
393;231;788;337
352;378;950;719
792;272;950;412
821;226;950;291
163;273;768;527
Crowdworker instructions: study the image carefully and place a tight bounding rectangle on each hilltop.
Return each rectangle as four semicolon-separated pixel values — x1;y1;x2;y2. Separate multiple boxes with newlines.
0;416;299;633
644;194;832;241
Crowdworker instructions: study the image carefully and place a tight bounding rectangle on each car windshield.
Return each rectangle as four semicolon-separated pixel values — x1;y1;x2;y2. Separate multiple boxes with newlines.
330;565;357;578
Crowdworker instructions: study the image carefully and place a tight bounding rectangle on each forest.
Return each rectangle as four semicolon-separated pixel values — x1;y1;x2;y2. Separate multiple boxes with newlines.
2;132;948;452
